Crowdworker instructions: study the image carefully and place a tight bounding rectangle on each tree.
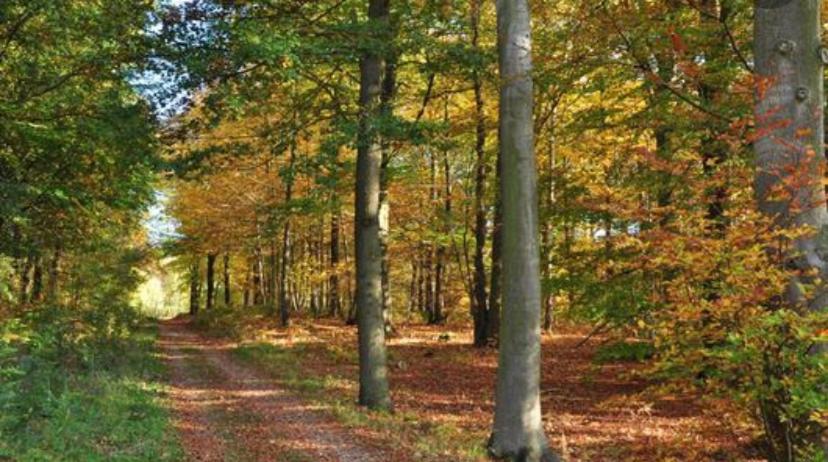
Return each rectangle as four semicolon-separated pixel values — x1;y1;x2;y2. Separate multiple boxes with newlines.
206;253;217;310
469;0;496;347
488;0;557;460
223;253;231;306
355;0;392;411
189;260;201;315
754;0;828;458
0;0;158;310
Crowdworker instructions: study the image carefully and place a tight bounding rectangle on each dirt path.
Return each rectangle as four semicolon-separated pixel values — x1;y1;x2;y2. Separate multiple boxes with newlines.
158;318;384;462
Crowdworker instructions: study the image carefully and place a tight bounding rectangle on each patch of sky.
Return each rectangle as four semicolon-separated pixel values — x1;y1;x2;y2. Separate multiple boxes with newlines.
145;190;181;247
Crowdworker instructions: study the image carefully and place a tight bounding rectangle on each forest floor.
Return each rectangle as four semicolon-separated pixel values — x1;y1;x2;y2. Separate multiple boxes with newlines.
160;315;767;462
158;318;392;462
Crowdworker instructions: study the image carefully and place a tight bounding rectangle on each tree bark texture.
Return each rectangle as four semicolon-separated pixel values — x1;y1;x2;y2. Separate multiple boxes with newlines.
754;1;827;458
488;1;557;460
355;0;392;411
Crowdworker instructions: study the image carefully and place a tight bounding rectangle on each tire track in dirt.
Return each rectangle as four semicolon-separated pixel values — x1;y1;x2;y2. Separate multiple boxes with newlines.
159;318;384;462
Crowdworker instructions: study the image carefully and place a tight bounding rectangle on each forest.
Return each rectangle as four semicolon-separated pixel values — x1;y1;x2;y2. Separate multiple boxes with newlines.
1;0;827;461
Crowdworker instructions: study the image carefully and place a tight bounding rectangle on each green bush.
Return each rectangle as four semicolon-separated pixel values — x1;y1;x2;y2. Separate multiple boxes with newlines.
656;308;828;462
0;304;181;461
593;340;655;364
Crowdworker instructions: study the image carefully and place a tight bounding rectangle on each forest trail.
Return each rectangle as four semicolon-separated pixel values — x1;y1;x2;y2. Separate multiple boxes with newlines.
158;318;385;462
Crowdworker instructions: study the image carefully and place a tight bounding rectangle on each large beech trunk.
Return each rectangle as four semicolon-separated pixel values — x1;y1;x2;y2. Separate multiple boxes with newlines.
354;0;392;411
754;1;827;459
488;1;557;460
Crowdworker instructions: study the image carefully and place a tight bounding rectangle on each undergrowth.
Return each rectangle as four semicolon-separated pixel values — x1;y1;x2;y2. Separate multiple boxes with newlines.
0;305;181;461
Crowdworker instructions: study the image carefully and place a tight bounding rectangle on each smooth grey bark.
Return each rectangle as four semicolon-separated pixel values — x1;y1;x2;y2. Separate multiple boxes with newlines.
355;0;392;411
488;0;557;460
754;1;828;459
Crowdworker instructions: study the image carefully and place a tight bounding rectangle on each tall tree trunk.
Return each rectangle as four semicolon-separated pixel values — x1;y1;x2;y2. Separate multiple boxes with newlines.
328;212;342;317
189;260;201;316
654;127;673;228
45;247;61;303
254;243;265;305
754;1;827;459
206;253;217;311
345;235;357;325
424;242;434;320
408;259;418;313
30;257;43;303
223;253;231;306
433;249;445;324
488;1;556;460
312;230;324;316
426;147;439;324
541;120;557;332
354;0;392;411
470;0;491;347
279;136;297;327
417;246;426;314
699;0;727;235
269;239;277;308
380;49;397;335
487;148;503;342
278;214;291;325
18;255;33;305
244;259;252;308
433;110;453;325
